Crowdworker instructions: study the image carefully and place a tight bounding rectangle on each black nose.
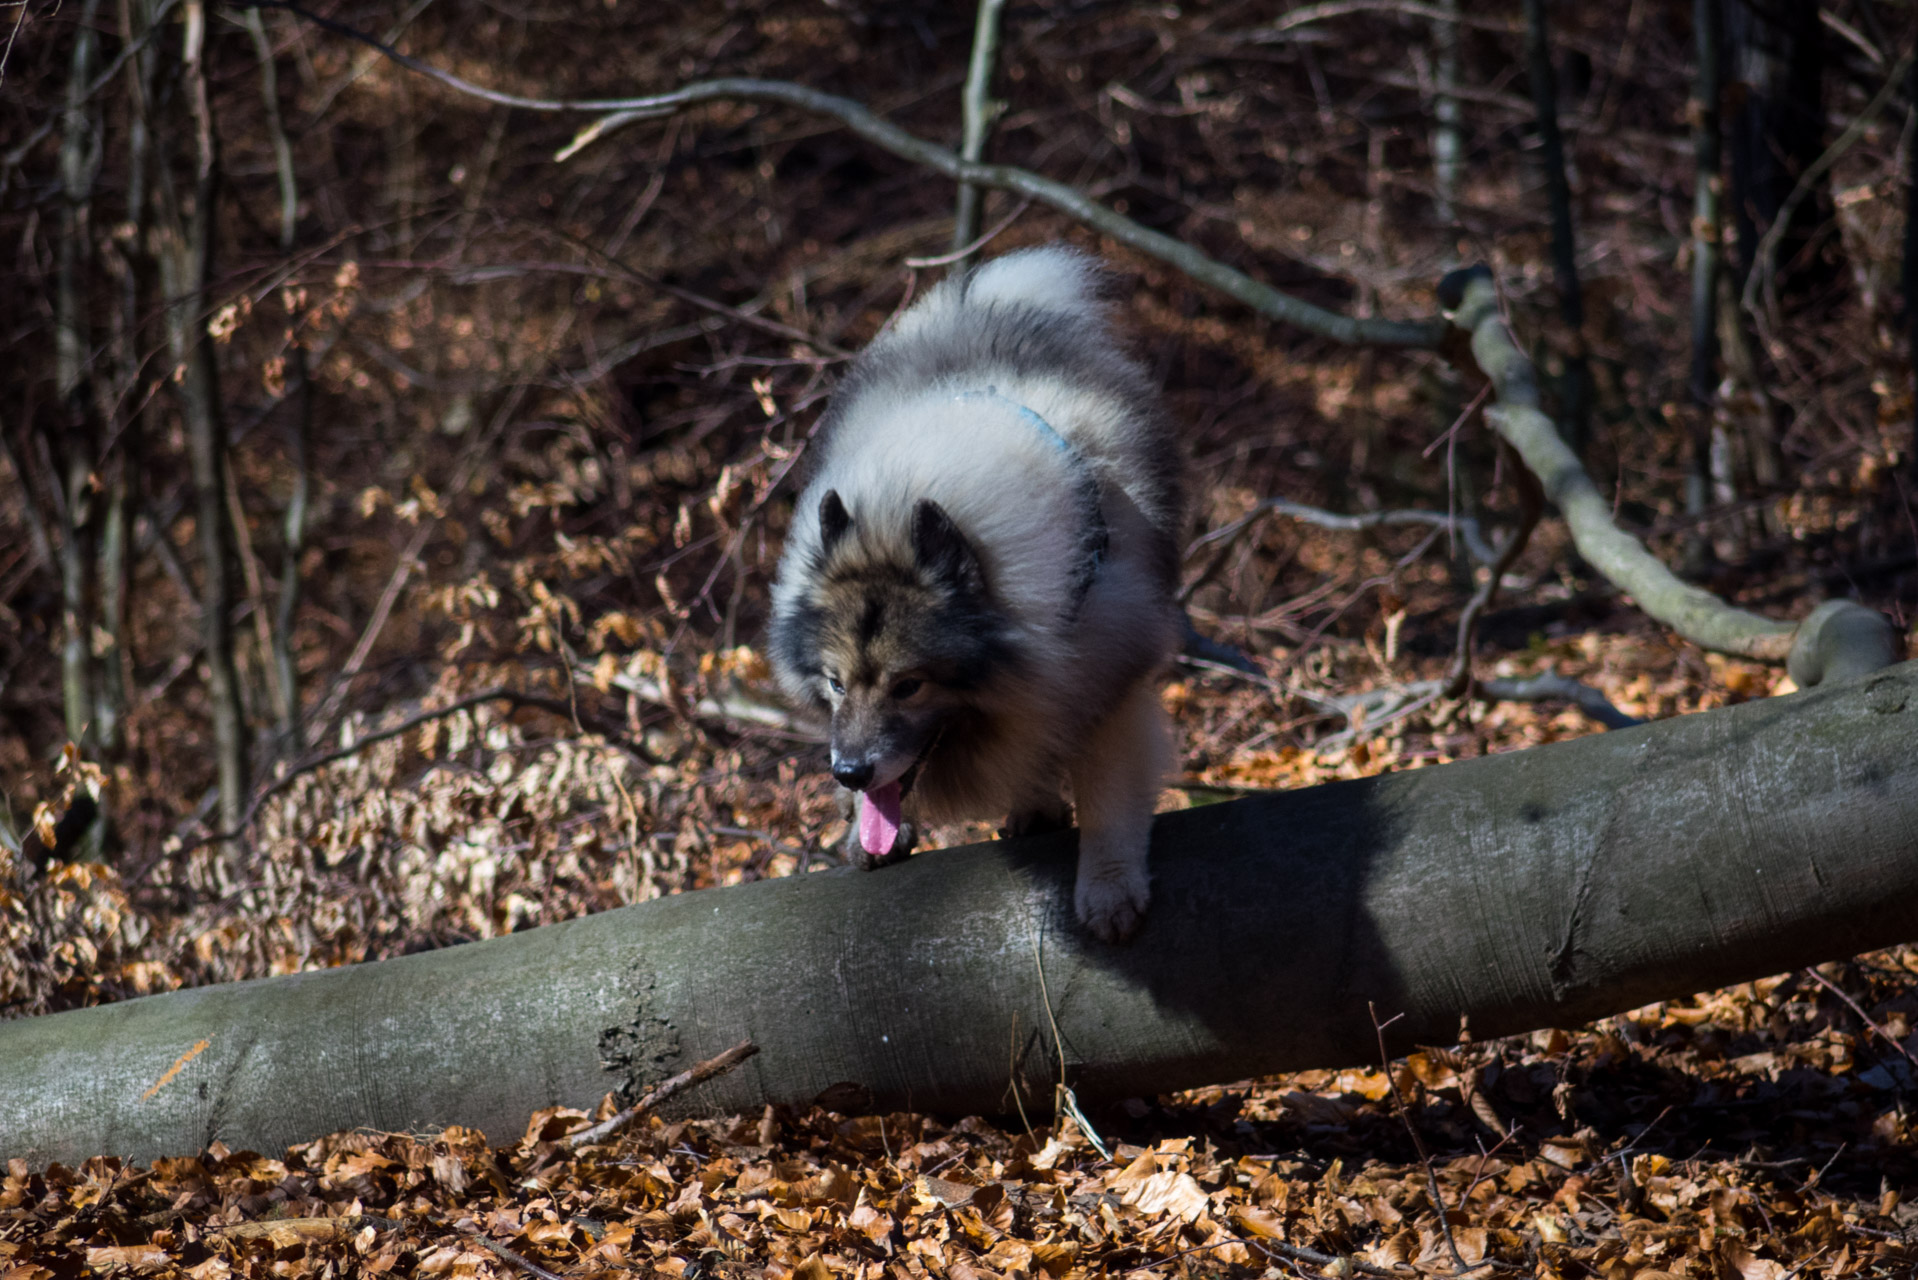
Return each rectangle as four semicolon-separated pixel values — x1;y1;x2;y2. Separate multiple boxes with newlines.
832;758;874;790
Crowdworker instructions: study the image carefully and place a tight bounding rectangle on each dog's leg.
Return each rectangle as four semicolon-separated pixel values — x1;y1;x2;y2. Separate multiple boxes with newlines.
1067;678;1170;943
1003;786;1072;839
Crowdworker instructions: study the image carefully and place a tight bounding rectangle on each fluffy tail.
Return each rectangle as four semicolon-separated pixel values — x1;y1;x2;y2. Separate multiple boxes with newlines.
960;245;1104;315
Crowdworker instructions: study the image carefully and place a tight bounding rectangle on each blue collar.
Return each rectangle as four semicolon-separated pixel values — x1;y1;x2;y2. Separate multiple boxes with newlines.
951;388;1108;611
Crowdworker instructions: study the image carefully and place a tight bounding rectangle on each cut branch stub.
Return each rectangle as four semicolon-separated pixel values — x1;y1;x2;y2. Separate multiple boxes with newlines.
1438;265;1898;681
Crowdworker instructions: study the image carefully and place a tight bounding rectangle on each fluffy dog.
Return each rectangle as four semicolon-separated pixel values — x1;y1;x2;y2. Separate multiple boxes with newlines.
768;246;1183;942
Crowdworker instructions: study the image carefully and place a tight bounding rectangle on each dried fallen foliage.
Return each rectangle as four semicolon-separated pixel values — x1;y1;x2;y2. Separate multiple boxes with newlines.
5;948;1917;1278
4;0;1918;1272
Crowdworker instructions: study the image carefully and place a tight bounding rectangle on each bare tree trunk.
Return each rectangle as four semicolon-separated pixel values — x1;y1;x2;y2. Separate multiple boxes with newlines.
247;6;308;743
1430;0;1461;237
92;0;166;761
1684;0;1723;571
1724;0;1830;302
1521;0;1590;457
54;0;105;755
0;428;54;577
1908;57;1918;487
154;1;248;836
2;663;1915;1167
93;452;129;755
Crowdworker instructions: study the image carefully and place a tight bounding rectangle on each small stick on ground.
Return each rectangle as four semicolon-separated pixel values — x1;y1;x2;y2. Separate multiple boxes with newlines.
461;1229;566;1280
1371;1002;1490;1277
1803;967;1918;1075
566;1039;759;1149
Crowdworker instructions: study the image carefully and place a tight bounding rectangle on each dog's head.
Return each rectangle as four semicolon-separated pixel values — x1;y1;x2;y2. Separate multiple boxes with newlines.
772;490;1012;794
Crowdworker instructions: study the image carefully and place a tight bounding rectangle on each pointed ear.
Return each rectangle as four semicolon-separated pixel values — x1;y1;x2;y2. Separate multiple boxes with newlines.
912;499;985;595
818;489;852;553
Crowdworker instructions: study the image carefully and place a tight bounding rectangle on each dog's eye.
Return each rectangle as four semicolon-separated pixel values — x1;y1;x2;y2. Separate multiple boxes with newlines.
826;675;845;695
890;678;923;700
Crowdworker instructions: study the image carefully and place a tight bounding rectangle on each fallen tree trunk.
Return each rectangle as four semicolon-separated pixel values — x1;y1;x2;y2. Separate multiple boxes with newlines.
4;663;1916;1166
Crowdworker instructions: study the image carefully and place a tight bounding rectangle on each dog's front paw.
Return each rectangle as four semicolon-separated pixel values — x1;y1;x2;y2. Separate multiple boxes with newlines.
1074;865;1149;943
844;819;918;870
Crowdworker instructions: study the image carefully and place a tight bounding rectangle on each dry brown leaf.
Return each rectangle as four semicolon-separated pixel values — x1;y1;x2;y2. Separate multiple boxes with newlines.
792;1253;835;1280
213;1218;359;1246
919;1175;980;1208
1029;1241;1078;1277
83;1246;170;1272
1722;1242;1789;1280
1231;1205;1287;1239
1115;1169;1209;1223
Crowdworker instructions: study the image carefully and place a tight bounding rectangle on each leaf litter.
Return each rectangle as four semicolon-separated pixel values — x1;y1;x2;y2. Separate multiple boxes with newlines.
3;1;1917;1271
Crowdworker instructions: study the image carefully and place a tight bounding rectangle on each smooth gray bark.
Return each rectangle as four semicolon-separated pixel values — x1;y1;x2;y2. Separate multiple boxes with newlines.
4;663;1917;1167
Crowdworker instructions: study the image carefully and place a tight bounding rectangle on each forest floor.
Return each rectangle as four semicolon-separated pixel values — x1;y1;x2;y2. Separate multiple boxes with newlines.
3;0;1918;1274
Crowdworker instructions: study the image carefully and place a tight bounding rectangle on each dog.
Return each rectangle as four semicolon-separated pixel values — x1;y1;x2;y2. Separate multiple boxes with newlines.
768;246;1184;942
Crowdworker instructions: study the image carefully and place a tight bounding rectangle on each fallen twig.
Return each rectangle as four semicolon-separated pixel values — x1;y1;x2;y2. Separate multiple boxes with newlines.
1803;966;1918;1077
580;663;823;740
460;1229;566;1280
566;1039;760;1149
1475;673;1640;730
1372;1004;1491;1277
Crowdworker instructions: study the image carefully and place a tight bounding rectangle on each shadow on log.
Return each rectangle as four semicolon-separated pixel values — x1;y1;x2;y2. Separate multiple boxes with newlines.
4;663;1916;1166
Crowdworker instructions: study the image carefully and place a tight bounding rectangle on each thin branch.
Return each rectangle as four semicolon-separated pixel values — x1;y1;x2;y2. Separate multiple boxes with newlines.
245;1;1443;349
1443;267;1797;662
1192;500;1499;564
1183;500;1499;607
581;662;823;740
238;3;315;745
1444;440;1544;698
951;0;1008;261
1371;1004;1491;1278
1242;0;1521;39
1802;966;1918;1076
1741;46;1917;329
459;1230;565;1280
0;0;180;188
1475;673;1640;730
1178;616;1264;675
565;1040;759;1149
1430;0;1461;228
907;197;1031;269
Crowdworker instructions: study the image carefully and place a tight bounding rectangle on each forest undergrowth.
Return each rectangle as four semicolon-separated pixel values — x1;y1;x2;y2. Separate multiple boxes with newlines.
1;0;1916;1274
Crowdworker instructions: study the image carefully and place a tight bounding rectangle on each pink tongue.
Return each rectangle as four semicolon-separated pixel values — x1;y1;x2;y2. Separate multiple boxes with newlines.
858;782;903;855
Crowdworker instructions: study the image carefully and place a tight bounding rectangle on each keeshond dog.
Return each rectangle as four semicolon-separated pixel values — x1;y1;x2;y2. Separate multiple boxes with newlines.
768;246;1183;942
